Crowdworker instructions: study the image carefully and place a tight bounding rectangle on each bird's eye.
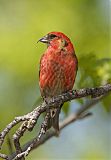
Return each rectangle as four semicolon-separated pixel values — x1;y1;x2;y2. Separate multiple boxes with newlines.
48;34;57;39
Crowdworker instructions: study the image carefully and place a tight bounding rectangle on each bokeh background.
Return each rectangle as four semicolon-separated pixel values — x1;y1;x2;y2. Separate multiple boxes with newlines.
0;0;110;159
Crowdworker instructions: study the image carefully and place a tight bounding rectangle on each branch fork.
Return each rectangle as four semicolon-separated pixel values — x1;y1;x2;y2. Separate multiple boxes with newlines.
0;84;111;160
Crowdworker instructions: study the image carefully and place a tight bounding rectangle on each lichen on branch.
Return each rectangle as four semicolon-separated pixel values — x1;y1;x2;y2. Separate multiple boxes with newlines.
0;83;111;160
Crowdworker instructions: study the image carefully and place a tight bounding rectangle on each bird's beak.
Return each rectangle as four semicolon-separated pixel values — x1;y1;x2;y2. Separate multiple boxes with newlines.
37;35;49;43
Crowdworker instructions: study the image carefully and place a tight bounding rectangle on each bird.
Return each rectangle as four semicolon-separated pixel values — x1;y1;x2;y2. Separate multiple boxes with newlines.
38;31;78;133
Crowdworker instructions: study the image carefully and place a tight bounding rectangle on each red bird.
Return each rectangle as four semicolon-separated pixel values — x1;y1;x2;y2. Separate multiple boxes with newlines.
38;32;78;132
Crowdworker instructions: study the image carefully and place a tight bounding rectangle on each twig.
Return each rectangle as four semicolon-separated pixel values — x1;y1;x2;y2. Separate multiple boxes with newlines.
0;153;9;160
37;111;50;141
0;84;111;160
9;96;104;160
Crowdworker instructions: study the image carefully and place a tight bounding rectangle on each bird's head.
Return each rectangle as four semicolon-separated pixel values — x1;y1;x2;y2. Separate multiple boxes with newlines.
38;31;75;52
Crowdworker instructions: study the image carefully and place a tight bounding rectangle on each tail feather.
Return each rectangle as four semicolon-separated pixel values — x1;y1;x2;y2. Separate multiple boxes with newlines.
47;104;63;132
51;108;60;131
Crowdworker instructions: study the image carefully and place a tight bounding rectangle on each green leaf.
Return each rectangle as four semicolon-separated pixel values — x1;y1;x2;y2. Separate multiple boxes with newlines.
102;94;111;112
62;102;70;116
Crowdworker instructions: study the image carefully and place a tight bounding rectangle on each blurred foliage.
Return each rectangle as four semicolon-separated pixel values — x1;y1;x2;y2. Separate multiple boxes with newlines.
77;53;111;109
0;0;110;159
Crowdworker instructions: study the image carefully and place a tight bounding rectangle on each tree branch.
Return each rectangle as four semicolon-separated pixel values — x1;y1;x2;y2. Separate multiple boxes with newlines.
0;84;111;160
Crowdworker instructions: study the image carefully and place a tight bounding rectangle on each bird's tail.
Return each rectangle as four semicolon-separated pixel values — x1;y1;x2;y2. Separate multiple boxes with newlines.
47;104;63;133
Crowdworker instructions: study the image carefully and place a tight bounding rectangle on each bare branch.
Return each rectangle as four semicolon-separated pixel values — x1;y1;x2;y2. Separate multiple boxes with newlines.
9;96;104;160
0;153;9;160
0;84;111;160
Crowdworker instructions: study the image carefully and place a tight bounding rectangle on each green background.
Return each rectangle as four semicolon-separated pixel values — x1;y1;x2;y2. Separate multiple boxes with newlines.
0;0;110;159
